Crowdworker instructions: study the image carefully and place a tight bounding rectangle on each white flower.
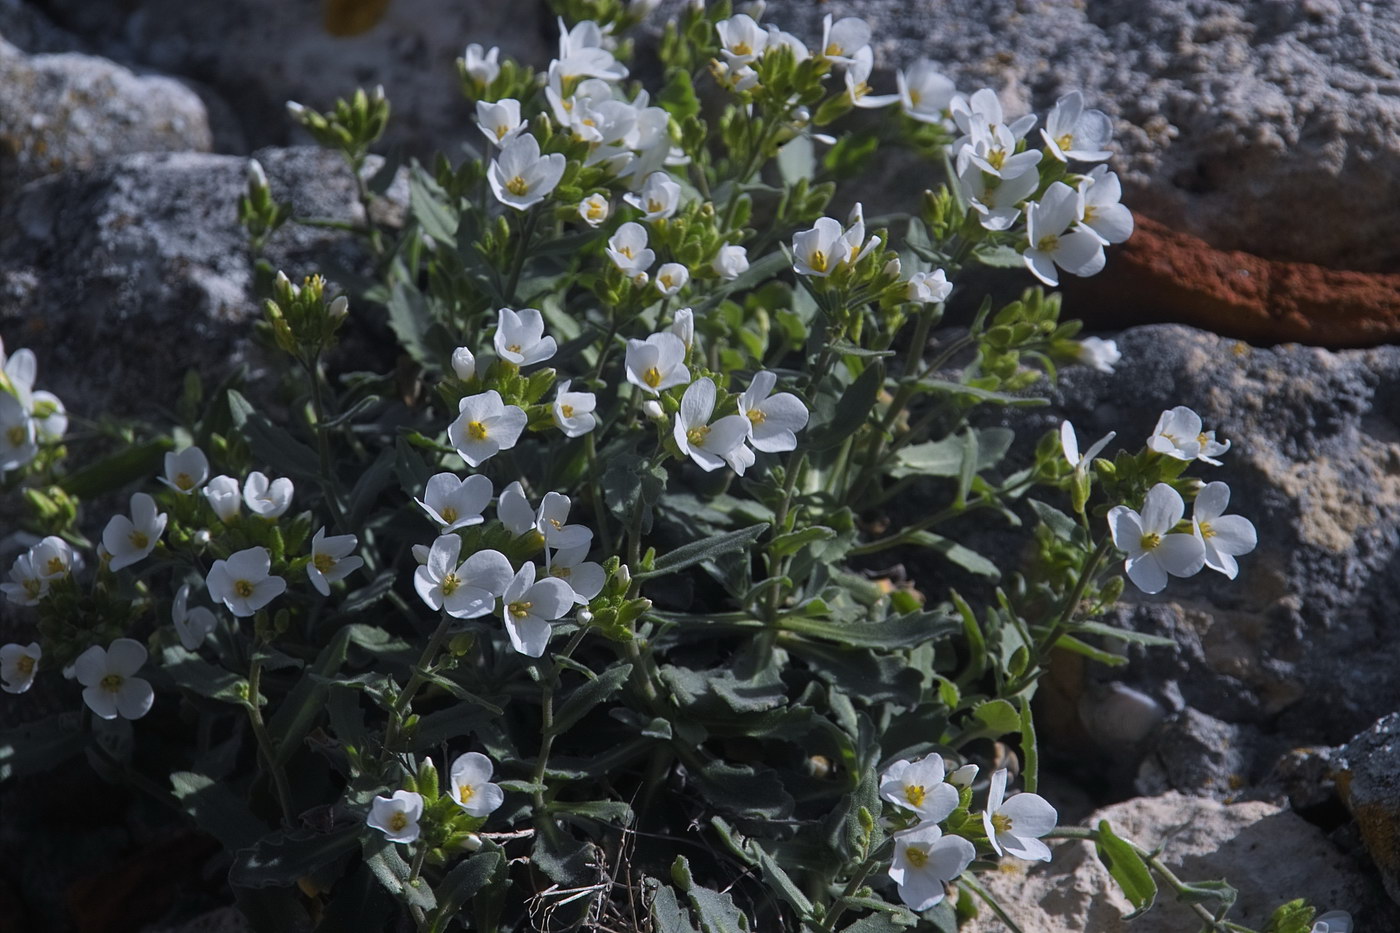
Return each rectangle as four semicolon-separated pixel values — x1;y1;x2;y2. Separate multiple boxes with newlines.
844;47;899;109
462;44;501;87
738;371;808;453
502;563;575;657
160;446;209;495
207;547;287;617
1108;483;1206;595
837;202;880;265
204;475;242;522
764;25;809;62
30;390;66;442
31;535;77;580
982;768;1057;862
308;527;363;596
0;642;41;694
906;269;952;304
417;473;493;532
606;222;655;275
957;157;1040;231
498;481;538;536
1192;482;1258;580
624;171;682;221
879;755;960;823
674;378;751;473
950;88;1037;154
102;492;168;572
712;244;749;279
578;193;610;227
1041;90;1113;163
1078;166;1134;245
552;380;598;438
367;790;423;844
555;18;627;81
889;823;976;911
1312;911;1353;933
448;752;506;818
950;763;979;787
820;14;871;65
414;536;513;619
488;134;566;210
476;98;524;147
624;333;690;395
1148;406;1230;465
494;308;557;366
536;491;593;550
0;391;36;474
716;13;767;65
448;391;528;468
1059;420;1115;471
671;309;695;349
451;347;477;381
897;59;955;124
74;638;154;721
1023;181;1106;287
171;584;218;650
3;551;47;606
546;543;605;603
243;471;294;519
1076;335;1121;373
792;217;845;277
654;263;689;297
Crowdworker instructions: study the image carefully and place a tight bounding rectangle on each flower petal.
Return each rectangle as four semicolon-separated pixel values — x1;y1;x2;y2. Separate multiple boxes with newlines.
1140;483;1184;534
998;792;1057;838
1156;533;1205;578
1125;553;1168;594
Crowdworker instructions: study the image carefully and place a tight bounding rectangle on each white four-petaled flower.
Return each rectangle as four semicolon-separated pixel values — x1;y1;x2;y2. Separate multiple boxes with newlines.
738;371;808;453
1076;335;1121;373
449;391;528;467
1024;181;1106;286
578;193;610;227
711;245;749;279
204;475;243;522
623;171;681;221
448;752;506;818
494;308;557;366
501;563;575;657
2;550;47;606
897;59;955;124
1192;482;1258;579
674;378;751;474
31;535;77;580
476;98;524;147
160;446;210;495
888;823;976;911
243;471;294;519
879;755;960;824
102;492;168;572
1078;165;1134;245
417;473;494;532
172;583;218;650
606;222;655;276
74;638;154;720
462;44;500;87
1108;483;1206;595
906;269;952;304
552;380;598;438
207;546;287;617
308;527;363;596
1148;406;1230;465
1041;90;1113;163
624;333;690;395
488;133;566;210
654;263;689;297
414;536;513;619
367;789;424;844
546;543;606;604
982;767;1058;862
0;641;41;694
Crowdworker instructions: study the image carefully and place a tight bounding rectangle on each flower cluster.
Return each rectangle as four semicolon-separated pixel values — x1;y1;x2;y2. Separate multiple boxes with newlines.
367;751;505;845
0;338;67;477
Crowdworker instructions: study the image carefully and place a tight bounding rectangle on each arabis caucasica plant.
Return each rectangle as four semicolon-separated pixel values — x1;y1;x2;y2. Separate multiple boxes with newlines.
1;4;1315;932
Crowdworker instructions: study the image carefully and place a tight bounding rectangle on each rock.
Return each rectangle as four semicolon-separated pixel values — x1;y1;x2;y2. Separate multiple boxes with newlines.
0;37;214;192
962;792;1393;932
1135;707;1265;798
1338;713;1400;906
33;0;552;154
0;146;405;418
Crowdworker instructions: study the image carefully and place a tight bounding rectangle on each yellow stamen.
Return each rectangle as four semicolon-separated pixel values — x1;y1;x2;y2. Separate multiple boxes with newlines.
686;425;711;446
643;366;663;388
100;673;123;693
904;784;926;807
441;507;458;524
1055;132;1074;151
648;199;664;214
809;250;828;273
467;421;488;441
560;404;575;418
495;124;508;140
458;783;475;802
506;175;529;196
442;572;462;597
129;531;149;550
824;42;842;57
747;409;766;426
1139;533;1161;551
388;812;409;832
16;655;35;675
1198;521;1216;539
45;557;65;575
5;426;24;446
313;552;336;573
904;846;928;868
175;472;195;490
1036;234;1060;252
509;600;532;618
991;812;1013;834
234;579;255;598
507;343;522;354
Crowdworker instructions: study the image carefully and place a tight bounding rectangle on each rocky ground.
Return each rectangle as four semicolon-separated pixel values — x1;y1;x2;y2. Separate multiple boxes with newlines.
2;0;1399;930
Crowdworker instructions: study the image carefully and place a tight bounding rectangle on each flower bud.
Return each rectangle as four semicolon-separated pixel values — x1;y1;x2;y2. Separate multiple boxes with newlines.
793;106;811;125
328;296;349;320
883;257;902;278
451;347;476;381
642;400;664;420
950;763;978;787
576;608;594;625
193;529;212;547
286;100;307;119
460;832;483;852
247;158;268;191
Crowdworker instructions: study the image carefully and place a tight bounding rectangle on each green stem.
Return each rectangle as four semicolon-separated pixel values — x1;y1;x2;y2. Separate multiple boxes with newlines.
384;612;454;753
530;624;592;813
504;207;540;306
1033;534;1113;656
246;653;296;827
307;353;348;532
959;874;1027;933
817;839;894;933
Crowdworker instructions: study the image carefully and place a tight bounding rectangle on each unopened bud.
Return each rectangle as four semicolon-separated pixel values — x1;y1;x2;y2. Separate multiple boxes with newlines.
286;100;307;119
884;257;902;278
328;296;349;320
642;400;664;419
576;608;594;625
793;106;811;125
632;271;650;289
193;529;212;547
247;158;268;191
451;347;476;381
460;832;483;852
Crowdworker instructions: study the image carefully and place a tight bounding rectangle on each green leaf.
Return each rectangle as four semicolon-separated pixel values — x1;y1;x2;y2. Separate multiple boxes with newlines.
227;389;321;480
650;880;699;933
161;646;251;707
58;438;173;499
430;851;502;923
170;771;264;851
602;452;667;533
266;625;355;766
780;609;959;650
1053;634;1128;667
549;664;632;736
807;361;883;450
972;699;1021;736
891;436;962;477
672;857;752;933
340;570;396;614
906;531;1000;580
659;68;701;124
692;760;794;820
230;827;360;888
1070;621;1176;647
749;842;813;915
1094;819;1157;917
1029;499;1078;541
408;164;458;247
1019;697;1039;794
637;523;769;581
916;378;1047;407
769;525;836;557
974;244;1028;268
363;836;437;910
386;283;437;368
0;711;84;781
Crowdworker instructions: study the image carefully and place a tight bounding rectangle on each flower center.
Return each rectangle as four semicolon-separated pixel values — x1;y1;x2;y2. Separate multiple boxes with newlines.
1139;532;1162;551
1036;234;1060;252
619;245;635;259
16;655;35;675
467;420;489;441
506;175;529;196
809;249;828;273
507;343;522;354
46;556;65;575
129;530;150;550
904;846;928;868
686;425;711;446
1055;132;1074;151
388;811;409;832
440;507;458;523
903;784;926;807
1196;432;1210;446
660;274;674;289
100;673;124;693
824;42;841;57
5;425;24;446
991;812;1014;834
987;149;1007;170
1084;205;1098;222
909;89;922;106
643;366;663;388
458;783;475;802
509;600;533;618
587;201;606;221
22;578;41;598
648;199;664;214
552;566;572;578
234;579;256;598
442;573;462;597
560;404;575;418
495;124;508;140
747;408;766;426
734;41;752;56
175;472;195;490
1198;521;1216;539
313;552;336;573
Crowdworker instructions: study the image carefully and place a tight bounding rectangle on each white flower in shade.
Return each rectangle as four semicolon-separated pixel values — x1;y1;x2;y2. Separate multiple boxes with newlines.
243;471;294;519
1192;482;1258;580
203;475;242;522
764;24;809;62
674;378;751;473
1059;420;1115;471
367;790;424;844
845;47;899;109
3;551;47;606
879;755;960;824
31;535;77;580
606;222;654;275
625;333;690;395
712;244;749;280
448;391;528;468
957;157;1039;231
1076;335;1121;373
982;768;1058;861
171;584;218;650
417;473;493;532
1148;406;1230;465
950;88;1037;155
654;263;689;297
74;638;154;721
624;171;682;221
906;269;952;304
1;642;41;693
897;59;955;124
642;400;665;420
497;481;538;536
1078;166;1134;245
29;390;66;442
414;536;513;619
738;371;808;453
1312;911;1353;933
535;491;592;550
1023;181;1106;286
716;13;767;64
1041;90;1113;163
102;492;168;572
671;308;695;349
546;544;606;603
451;347;476;381
950;763;979;787
578;193;610;227
552;380;598;438
793;216;846;277
476;98;524;147
1108;483;1206;595
820;14;871;64
555;17;627;81
501;563;575;657
888;823;976;911
308;527;363;596
207;547;287;617
448;752;506;818
160;446;209;495
462;44;501;87
0;391;36;474
493;308;557;366
488;133;566;210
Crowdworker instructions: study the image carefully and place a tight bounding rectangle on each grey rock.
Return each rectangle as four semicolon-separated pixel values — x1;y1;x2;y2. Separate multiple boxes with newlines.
1339;713;1400;905
962;791;1393;932
0;36;213;192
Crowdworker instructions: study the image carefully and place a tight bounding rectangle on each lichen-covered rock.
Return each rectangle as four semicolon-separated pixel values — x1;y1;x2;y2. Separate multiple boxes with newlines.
1339;713;1400;906
0;37;213;192
962;792;1392;932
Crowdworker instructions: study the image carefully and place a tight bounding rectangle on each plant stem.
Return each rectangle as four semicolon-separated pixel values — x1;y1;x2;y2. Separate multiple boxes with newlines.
1034;534;1113;655
307;353;348;532
959;874;1027;933
384;612;454;753
504;207;540;306
246;652;296;827
529;625;592;814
